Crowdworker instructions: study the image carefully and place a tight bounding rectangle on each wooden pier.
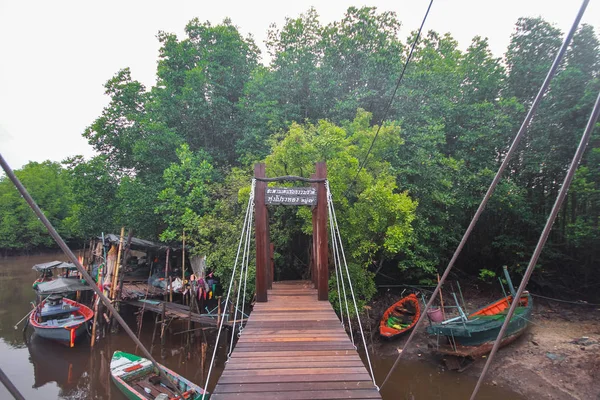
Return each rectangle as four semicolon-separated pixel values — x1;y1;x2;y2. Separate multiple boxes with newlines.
211;281;381;399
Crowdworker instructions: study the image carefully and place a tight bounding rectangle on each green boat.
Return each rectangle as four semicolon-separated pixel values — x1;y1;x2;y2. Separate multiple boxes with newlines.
110;351;208;399
427;267;533;358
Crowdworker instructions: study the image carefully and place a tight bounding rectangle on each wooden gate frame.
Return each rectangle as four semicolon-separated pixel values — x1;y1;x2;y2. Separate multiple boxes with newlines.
254;162;329;302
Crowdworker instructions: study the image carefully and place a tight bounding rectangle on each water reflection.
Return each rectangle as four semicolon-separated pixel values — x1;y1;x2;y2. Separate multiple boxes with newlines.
0;253;525;399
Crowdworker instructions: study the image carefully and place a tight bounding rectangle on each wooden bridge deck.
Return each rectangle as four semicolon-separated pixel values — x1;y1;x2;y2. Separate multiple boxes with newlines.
211;280;381;399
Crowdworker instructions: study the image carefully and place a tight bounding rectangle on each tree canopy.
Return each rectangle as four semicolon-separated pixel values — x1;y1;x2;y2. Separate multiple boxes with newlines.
3;9;599;301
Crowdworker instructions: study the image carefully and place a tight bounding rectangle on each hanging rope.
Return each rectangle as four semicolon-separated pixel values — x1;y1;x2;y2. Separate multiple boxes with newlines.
326;181;379;390
329;190;345;330
326;183;354;342
349;0;434;191
470;89;600;400
379;0;590;390
228;187;255;356
238;197;254;335
203;179;255;400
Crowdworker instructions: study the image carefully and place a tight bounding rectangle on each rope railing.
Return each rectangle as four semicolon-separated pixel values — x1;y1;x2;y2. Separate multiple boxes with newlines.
327;184;354;342
229;188;254;353
329;193;346;330
203;179;255;400
326;181;379;390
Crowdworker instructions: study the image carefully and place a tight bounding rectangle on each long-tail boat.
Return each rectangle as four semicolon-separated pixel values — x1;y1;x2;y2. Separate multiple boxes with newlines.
380;293;421;339
29;294;94;348
110;351;208;400
426;267;532;358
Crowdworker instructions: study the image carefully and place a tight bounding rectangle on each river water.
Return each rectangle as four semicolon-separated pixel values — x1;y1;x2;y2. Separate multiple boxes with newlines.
0;253;525;399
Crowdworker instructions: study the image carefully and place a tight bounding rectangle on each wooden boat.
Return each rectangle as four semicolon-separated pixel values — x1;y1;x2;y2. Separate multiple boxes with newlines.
427;292;532;358
379;293;421;338
110;351;208;400
29;294;94;347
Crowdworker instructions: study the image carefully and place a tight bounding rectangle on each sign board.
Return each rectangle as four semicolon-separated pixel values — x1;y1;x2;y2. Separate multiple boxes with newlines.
265;187;317;206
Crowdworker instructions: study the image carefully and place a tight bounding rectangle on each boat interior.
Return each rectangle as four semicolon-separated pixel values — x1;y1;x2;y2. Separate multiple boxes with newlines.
37;295;86;327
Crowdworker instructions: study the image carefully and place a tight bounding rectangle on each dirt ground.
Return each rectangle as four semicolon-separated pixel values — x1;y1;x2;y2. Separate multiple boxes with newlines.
366;290;600;400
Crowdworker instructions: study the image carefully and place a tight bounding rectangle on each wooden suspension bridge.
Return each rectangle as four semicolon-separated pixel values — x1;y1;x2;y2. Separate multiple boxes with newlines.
208;162;381;399
211;281;381;399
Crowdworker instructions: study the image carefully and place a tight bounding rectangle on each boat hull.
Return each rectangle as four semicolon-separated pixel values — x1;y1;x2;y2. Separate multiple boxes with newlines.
29;297;94;347
32;322;88;347
427;294;532;350
110;351;208;400
379;294;421;339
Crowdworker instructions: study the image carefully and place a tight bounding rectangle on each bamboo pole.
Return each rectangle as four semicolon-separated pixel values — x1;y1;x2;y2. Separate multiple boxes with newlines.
164;247;170;301
110;227;125;300
90;296;100;348
182;230;186;284
438;273;446;320
217;296;222;327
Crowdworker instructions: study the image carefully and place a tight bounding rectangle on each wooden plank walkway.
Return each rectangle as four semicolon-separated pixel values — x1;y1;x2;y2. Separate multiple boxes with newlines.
211;281;381;399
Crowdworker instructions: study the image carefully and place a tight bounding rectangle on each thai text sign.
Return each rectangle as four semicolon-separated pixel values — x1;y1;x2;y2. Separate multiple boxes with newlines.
265;187;317;206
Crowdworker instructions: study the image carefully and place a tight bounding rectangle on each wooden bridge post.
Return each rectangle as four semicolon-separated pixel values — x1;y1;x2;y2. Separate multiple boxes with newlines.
315;162;329;301
254;163;268;302
310;173;318;288
269;242;274;289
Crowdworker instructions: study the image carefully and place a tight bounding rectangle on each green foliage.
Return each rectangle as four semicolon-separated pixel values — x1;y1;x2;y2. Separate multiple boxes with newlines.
266;110;418;302
156;144;214;242
478;268;497;283
0;161;73;250
4;11;599;301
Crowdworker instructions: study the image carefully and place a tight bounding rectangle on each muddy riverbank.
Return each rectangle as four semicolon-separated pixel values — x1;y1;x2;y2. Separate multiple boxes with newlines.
368;290;600;400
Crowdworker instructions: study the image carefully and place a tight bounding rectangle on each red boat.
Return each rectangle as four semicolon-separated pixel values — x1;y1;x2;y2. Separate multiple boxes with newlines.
29;295;94;347
379;293;421;339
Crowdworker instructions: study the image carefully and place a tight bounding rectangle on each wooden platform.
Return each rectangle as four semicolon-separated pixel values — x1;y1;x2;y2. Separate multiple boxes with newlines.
124;299;243;327
211;281;381;399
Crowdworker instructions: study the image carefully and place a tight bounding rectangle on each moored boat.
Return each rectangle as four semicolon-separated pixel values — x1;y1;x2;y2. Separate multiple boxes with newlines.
427;268;532;358
110;351;208;400
379;293;421;339
29;295;94;347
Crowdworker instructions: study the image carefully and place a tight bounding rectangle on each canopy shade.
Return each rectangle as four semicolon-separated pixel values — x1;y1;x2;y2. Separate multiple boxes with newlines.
36;278;92;294
32;261;77;272
101;234;169;251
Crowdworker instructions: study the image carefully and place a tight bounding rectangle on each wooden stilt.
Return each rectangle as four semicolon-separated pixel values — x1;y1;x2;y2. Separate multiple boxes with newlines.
90;296;100;348
160;302;167;359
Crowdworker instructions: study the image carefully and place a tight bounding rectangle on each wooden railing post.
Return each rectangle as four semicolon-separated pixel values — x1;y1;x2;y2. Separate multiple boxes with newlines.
315;162;329;301
254;163;268;302
310;173;318;288
269;242;274;289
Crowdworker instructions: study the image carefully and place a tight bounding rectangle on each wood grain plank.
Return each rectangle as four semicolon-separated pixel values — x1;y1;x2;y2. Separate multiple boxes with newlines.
212;280;380;399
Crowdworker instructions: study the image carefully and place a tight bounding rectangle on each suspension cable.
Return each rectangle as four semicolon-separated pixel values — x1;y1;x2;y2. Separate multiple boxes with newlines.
379;0;590;390
238;197;254;334
0;153;184;398
327;181;378;389
229;190;255;354
349;0;434;190
228;208;251;356
328;189;345;329
203;180;255;399
327;184;354;341
470;89;600;399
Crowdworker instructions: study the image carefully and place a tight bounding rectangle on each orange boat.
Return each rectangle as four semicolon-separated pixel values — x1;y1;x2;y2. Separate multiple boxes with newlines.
379;293;421;339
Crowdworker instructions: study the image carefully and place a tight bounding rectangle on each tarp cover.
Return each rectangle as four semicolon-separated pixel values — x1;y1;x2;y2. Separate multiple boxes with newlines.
100;234;168;250
36;278;92;294
32;261;77;272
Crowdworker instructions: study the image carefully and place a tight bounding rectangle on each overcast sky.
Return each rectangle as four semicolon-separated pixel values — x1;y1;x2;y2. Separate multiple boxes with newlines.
1;0;598;170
